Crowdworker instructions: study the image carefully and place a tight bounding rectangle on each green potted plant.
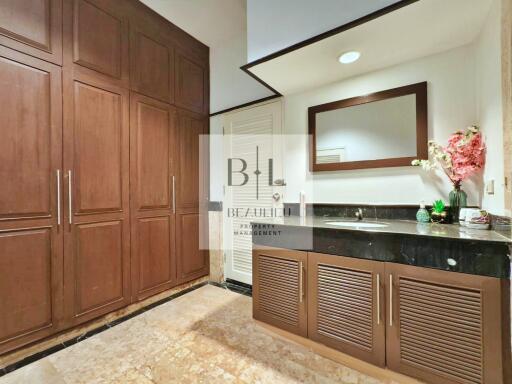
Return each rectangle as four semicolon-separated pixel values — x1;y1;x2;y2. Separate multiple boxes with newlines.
431;200;447;223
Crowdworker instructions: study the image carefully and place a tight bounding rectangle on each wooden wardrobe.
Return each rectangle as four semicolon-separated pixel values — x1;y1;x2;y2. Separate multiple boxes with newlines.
0;0;209;355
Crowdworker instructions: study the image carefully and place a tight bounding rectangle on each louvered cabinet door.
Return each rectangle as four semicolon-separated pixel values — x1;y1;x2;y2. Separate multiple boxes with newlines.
386;263;504;384
307;253;386;366
252;247;307;337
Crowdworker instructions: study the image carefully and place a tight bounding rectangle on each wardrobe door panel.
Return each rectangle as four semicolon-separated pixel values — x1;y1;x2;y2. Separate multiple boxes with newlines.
176;109;206;210
0;55;51;218
72;0;127;81
176;212;208;283
75;221;123;314
137;216;172;292
130;93;176;301
0;47;63;355
0;0;62;65
130;27;173;103
0;229;52;343
63;74;130;326
135;100;171;210
73;81;123;213
175;52;206;114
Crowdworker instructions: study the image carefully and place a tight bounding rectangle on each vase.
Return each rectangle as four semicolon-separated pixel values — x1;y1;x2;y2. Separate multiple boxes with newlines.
449;184;467;222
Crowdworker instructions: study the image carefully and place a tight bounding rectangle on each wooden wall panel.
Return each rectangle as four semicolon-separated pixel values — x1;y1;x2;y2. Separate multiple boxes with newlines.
0;0;62;65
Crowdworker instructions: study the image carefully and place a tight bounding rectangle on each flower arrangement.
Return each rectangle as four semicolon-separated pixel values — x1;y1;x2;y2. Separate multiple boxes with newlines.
412;126;486;221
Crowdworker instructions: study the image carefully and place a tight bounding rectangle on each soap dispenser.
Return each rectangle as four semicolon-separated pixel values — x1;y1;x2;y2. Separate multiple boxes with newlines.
416;201;430;223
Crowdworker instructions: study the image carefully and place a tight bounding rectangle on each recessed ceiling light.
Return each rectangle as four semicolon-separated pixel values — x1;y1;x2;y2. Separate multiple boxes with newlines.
338;51;361;64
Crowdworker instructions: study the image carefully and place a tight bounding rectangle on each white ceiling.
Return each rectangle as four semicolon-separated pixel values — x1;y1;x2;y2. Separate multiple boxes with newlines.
246;0;401;62
248;0;494;95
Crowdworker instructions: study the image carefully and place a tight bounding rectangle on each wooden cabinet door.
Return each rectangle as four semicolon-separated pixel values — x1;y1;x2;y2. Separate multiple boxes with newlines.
63;0;128;84
130;23;174;103
175;108;207;211
62;72;131;326
130;92;177;301
175;50;207;114
0;47;63;354
174;108;208;283
176;212;208;283
0;0;62;65
252;246;308;336
308;253;386;366
386;263;504;384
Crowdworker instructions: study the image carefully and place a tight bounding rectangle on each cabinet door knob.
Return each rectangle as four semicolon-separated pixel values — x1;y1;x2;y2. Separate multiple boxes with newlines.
447;258;457;267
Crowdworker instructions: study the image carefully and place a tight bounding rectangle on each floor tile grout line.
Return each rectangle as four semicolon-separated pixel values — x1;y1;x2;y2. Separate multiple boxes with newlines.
0;280;243;377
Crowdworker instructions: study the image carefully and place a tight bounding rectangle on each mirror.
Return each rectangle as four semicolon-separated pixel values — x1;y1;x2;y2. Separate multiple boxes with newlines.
309;82;428;171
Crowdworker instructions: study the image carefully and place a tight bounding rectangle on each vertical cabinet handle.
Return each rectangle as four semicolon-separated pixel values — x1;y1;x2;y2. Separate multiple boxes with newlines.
56;170;61;226
299;261;304;303
389;274;393;326
376;274;380;325
172;176;176;214
68;170;73;225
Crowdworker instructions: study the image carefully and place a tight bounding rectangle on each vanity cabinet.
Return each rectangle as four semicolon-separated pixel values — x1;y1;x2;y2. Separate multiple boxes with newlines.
253;246;508;384
253;247;308;337
308;253;385;367
386;263;504;384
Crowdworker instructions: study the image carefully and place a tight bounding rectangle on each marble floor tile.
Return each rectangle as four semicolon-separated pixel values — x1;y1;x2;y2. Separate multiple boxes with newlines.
0;285;401;384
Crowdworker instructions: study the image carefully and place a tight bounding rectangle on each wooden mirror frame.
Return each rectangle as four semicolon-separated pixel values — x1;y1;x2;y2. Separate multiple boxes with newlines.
309;81;428;172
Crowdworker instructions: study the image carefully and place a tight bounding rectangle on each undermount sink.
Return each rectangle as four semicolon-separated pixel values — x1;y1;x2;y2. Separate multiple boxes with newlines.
325;221;388;228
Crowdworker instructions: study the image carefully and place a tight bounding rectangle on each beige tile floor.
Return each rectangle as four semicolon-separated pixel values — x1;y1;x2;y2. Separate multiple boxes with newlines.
0;285;406;384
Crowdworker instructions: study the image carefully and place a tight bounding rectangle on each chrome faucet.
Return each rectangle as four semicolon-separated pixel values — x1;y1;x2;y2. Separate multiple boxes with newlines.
355;208;363;221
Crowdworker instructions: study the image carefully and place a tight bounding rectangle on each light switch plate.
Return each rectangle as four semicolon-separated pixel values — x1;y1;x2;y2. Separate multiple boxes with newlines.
486;180;495;195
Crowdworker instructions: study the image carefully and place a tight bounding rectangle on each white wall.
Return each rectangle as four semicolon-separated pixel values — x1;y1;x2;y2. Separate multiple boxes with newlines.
283;45;483;206
246;0;400;62
475;0;504;215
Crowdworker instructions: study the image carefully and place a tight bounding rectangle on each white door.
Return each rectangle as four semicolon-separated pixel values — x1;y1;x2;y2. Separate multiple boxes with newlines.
223;101;284;284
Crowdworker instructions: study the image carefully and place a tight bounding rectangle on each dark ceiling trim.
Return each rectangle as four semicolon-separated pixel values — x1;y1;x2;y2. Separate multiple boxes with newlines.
209;94;281;117
239;0;420;95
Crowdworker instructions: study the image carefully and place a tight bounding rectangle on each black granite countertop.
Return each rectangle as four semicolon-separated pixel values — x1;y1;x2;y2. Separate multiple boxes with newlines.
251;216;511;243
251;216;511;278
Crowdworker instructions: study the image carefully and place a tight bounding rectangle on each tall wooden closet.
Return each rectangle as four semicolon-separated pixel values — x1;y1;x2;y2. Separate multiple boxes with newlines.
0;0;209;355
